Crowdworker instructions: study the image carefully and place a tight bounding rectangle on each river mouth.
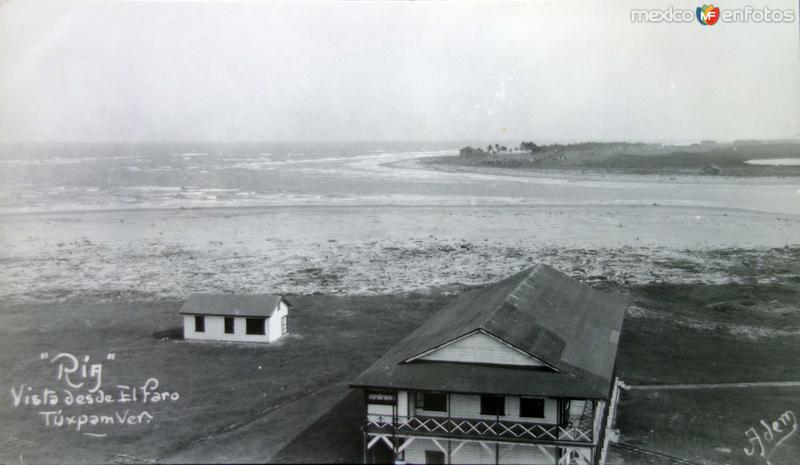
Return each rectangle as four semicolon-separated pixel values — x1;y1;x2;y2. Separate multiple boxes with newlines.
744;158;800;166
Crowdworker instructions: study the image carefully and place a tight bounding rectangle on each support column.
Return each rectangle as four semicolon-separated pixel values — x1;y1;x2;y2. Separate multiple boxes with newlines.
447;439;451;465
392;390;399;463
447;393;452;465
362;431;367;464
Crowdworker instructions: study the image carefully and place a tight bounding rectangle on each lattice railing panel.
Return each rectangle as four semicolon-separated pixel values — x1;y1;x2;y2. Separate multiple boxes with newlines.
366;415;593;443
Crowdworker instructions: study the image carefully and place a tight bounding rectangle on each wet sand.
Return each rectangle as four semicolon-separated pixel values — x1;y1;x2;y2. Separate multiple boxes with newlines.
1;203;798;303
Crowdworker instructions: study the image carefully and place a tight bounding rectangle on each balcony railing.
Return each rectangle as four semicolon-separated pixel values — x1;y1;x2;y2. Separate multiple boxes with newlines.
366;415;594;444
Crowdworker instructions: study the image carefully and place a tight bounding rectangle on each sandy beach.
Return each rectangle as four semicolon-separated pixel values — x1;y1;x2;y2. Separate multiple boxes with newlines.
0;145;797;303
1;202;799;304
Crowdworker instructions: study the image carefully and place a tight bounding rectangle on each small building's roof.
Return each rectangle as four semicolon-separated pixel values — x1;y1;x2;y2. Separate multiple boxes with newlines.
180;294;287;317
351;264;627;399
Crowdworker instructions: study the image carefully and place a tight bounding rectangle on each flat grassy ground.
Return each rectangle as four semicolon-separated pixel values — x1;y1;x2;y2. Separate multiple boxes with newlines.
1;280;799;464
611;282;800;465
0;293;449;464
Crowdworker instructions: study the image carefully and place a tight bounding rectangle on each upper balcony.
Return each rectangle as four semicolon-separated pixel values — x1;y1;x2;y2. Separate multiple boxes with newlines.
365;413;596;446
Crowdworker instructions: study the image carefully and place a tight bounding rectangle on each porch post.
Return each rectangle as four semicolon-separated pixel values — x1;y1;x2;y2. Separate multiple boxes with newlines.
362;430;367;464
392;390;399;462
557;398;562;426
447;393;452;465
362;389;368;464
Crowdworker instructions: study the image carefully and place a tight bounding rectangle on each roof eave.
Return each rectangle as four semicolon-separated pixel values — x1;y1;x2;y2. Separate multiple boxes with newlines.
348;380;612;400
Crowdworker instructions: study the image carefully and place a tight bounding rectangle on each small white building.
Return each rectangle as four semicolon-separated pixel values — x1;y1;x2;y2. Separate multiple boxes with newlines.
180;294;290;343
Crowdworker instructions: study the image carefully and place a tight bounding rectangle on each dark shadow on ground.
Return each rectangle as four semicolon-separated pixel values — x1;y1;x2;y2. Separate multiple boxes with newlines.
152;326;183;340
270;389;364;463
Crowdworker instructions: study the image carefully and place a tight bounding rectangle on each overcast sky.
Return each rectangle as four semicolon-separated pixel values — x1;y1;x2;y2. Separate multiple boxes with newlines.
0;0;798;143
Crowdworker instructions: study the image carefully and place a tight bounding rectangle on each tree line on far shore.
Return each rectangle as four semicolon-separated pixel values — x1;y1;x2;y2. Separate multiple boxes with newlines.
459;141;648;158
459;141;540;157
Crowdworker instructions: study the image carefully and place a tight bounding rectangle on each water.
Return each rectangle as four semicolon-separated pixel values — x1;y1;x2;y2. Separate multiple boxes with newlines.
745;158;800;166
0;142;799;215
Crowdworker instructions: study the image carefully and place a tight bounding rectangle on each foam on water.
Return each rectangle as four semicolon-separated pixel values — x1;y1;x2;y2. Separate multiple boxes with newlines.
745;158;800;166
1;143;799;216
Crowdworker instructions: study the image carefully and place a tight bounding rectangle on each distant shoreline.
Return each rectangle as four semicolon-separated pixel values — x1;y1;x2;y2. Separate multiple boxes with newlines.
421;140;800;178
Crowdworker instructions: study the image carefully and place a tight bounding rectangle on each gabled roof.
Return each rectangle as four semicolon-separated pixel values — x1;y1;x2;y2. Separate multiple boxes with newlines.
406;329;550;368
351;264;627;399
179;294;287;317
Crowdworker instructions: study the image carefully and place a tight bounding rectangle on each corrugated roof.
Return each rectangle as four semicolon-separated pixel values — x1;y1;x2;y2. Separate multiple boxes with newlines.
351;264;627;399
179;294;285;317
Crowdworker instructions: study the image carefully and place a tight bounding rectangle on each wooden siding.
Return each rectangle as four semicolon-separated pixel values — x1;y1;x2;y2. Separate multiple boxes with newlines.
367;404;393;418
402;438;559;464
416;331;543;367
367;390;409;421
403;438;494;465
568;400;586;419
183;315;269;343
408;393;558;425
450;394;558;424
182;299;288;343
398;390;409;418
267;300;290;342
498;443;558;465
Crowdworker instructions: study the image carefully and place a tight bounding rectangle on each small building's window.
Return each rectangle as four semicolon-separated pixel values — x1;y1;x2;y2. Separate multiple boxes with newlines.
367;391;395;405
519;397;546;418
224;317;235;334
425;450;445;465
415;392;447;412
480;395;505;416
281;315;288;335
194;315;205;333
246;318;266;335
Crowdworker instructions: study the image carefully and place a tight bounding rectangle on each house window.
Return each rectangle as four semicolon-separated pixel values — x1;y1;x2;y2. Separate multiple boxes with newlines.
519;397;546;418
425;450;445;464
245;318;266;335
480;395;505;416
415;392;447;412
367;391;395;405
224;317;235;334
281;315;288;335
194;315;205;332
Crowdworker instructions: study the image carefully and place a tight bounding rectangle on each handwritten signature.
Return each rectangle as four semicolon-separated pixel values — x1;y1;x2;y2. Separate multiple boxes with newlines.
744;410;797;464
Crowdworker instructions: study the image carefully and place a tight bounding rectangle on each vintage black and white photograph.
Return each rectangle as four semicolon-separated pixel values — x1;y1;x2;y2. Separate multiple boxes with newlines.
0;1;798;464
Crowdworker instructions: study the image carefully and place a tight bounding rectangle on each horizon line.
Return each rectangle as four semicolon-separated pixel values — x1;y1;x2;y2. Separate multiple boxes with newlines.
2;137;799;146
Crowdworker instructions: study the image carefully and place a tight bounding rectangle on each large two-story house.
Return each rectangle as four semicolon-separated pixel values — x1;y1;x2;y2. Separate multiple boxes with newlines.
351;264;627;465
